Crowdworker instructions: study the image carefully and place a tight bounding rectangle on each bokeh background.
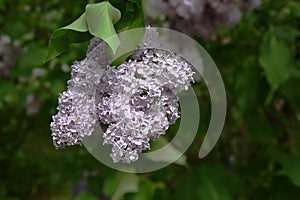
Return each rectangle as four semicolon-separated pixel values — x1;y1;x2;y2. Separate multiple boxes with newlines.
1;0;300;199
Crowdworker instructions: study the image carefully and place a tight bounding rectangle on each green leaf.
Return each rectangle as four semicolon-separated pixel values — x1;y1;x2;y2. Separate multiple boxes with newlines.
45;2;121;62
44;13;91;62
145;137;187;166
109;0;128;15
114;0;145;32
0;81;14;107
111;174;139;200
234;66;268;114
259;30;292;91
103;175;119;198
64;13;89;31
110;0;145;65
174;162;237;200
133;179;164;200
85;2;121;53
276;152;300;188
279;76;300;114
74;192;98;200
13;43;47;77
269;176;300;200
0;0;5;10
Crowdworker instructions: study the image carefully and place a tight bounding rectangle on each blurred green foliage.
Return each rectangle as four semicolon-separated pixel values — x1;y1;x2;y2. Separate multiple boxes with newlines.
0;0;300;199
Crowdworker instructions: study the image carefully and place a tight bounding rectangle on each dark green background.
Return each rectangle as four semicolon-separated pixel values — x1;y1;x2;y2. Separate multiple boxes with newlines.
0;0;300;199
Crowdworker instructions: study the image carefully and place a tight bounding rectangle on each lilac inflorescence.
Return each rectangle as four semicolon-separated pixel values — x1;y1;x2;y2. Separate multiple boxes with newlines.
97;49;194;163
0;35;20;78
50;32;195;163
145;0;261;39
50;40;109;149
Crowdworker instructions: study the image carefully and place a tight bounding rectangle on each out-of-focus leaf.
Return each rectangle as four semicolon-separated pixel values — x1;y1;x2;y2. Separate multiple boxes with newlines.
269;176;300;200
234;66;267;113
246;109;280;143
114;0;145;32
0;0;5;10
112;174;138;200
108;0;127;15
276;152;300;188
111;0;145;66
174;162;239;200
133;178;164;200
12;43;47;77
103;175;119;198
74;192;98;200
145;137;187;166
0;81;14;107
233;66;280;143
259;30;292;91
279;76;300;114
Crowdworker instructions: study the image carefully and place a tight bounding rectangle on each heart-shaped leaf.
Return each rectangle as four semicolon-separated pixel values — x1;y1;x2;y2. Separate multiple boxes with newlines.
86;2;121;53
44;2;121;63
44;13;91;62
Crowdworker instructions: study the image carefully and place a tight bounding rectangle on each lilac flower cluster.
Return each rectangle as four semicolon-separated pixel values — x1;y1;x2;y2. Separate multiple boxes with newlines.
97;49;194;163
50;40;110;148
145;0;261;39
0;35;20;78
50;32;195;163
